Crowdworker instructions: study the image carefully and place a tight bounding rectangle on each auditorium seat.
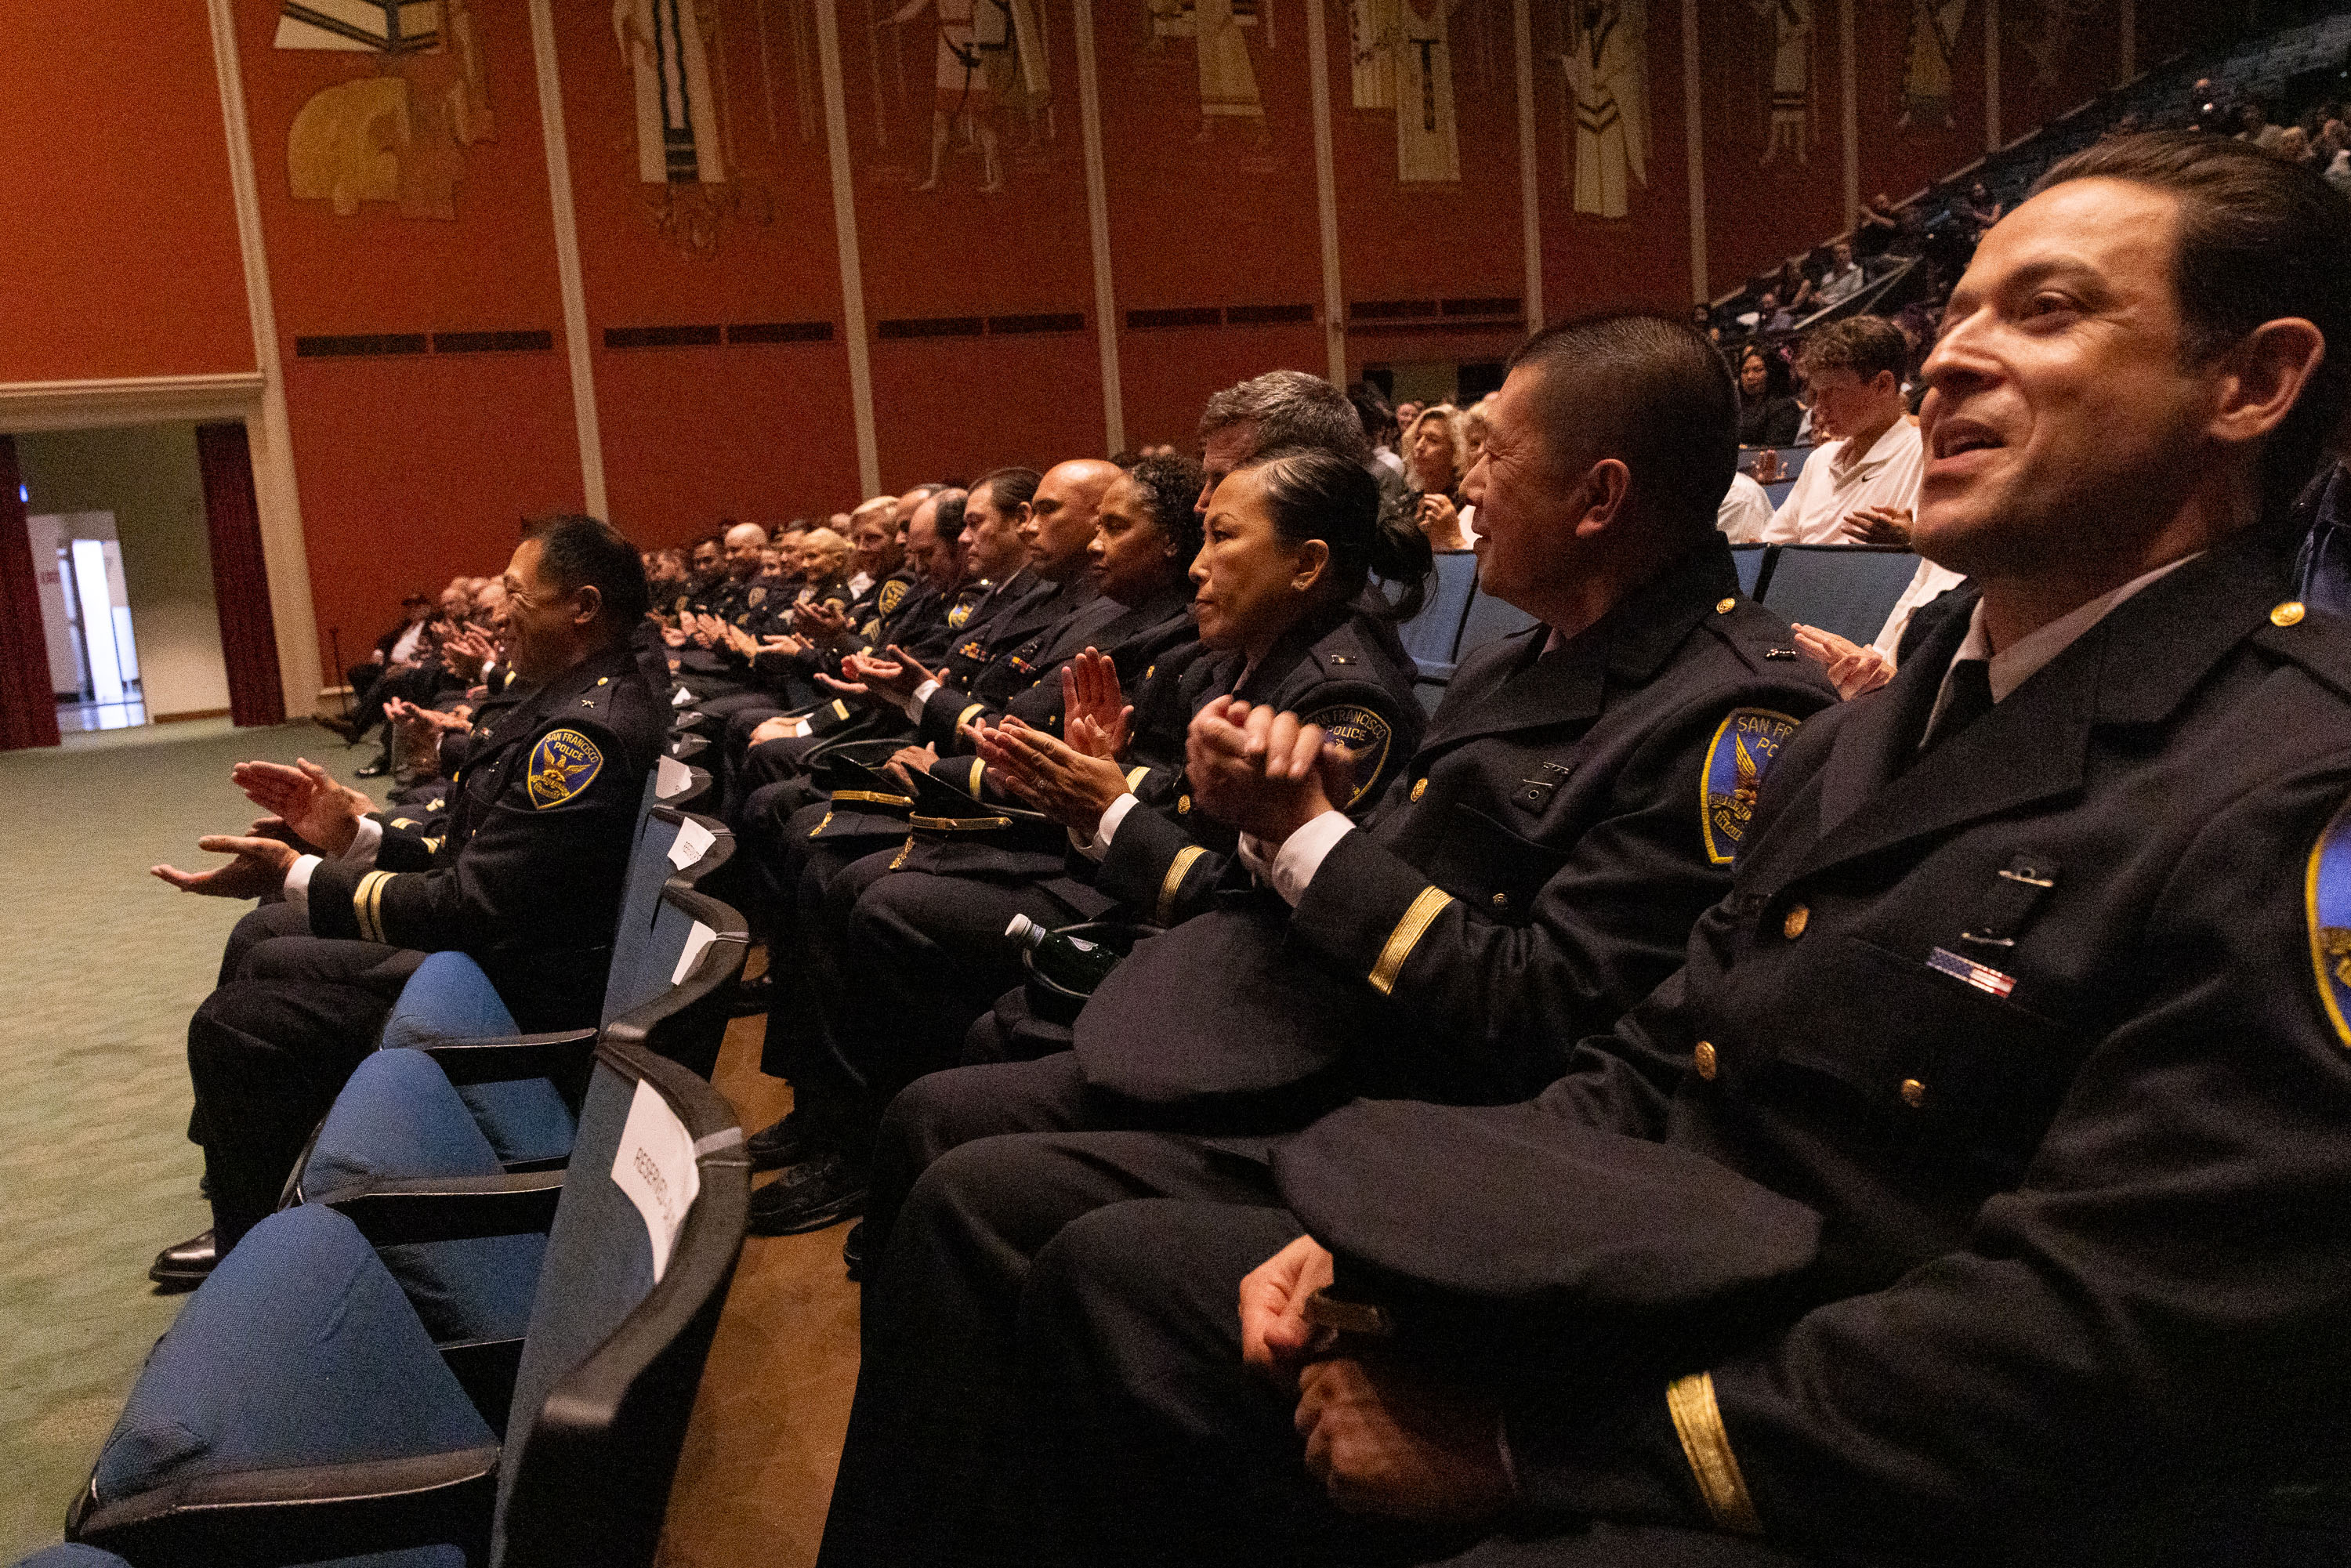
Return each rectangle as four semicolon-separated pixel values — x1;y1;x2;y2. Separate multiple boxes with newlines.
60;1038;748;1568
1733;543;1769;597
665;730;708;765
1396;549;1480;681
1754;544;1920;646
1454;588;1538;664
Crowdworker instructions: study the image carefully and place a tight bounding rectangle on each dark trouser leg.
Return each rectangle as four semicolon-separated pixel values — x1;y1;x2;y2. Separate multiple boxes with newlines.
835;871;1082;1110
187;940;422;1249
217;900;315;987
817;1130;1284;1568
865;1053;1100;1255
1019;1199;1478;1568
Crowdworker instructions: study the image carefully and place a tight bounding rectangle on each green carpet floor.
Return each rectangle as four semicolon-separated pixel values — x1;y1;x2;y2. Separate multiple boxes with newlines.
0;719;353;1555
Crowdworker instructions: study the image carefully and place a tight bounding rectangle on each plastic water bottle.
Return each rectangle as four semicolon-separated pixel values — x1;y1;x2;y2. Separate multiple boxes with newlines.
1005;914;1122;993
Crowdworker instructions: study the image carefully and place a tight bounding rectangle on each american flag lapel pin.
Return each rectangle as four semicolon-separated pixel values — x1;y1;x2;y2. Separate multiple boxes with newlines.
1927;946;2017;1000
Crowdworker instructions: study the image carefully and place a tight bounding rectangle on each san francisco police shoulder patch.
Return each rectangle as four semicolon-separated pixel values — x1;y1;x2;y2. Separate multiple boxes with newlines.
527;728;604;809
879;578;907;617
1310;704;1396;810
1701;709;1801;867
2305;795;2351;1048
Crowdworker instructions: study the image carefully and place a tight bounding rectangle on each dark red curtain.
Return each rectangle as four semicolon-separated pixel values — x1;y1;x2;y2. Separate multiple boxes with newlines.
0;435;61;751
196;422;285;728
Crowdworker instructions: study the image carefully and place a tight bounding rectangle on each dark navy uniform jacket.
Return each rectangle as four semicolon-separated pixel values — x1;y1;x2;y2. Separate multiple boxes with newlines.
1078;535;1838;1106
1319;523;2351;1563
309;639;664;1030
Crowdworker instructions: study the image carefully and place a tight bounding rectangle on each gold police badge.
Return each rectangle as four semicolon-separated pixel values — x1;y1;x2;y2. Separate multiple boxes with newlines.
527;728;604;809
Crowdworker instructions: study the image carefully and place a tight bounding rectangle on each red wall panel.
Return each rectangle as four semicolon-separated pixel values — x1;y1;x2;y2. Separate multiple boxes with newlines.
0;0;251;382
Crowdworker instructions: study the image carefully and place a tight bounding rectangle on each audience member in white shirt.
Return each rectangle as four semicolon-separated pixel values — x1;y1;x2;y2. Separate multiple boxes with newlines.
1716;470;1774;542
1761;315;1925;544
1816;241;1867;306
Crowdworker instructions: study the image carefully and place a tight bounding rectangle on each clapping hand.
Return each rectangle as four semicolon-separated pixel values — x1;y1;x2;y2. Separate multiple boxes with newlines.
231;757;371;855
882;744;937;789
1185;699;1357;844
1791;623;1896;700
151;834;299;900
1839;504;1913;547
795;599;853;644
971;716;1131;828
1060;650;1132;761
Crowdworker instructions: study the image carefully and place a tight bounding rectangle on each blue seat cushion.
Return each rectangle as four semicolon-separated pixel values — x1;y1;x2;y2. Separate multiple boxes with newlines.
91;1205;494;1508
376;954;579;1164
303;1052;547;1344
379;953;519;1050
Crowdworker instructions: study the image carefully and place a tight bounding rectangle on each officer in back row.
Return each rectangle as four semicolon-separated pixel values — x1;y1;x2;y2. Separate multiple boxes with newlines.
815;314;1844;1563
147;515;664;1287
863;134;2351;1567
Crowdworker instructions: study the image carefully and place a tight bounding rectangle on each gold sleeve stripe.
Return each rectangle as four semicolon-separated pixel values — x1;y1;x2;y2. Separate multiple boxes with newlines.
1125;766;1150;791
1157;846;1209;926
955;703;987;732
831;699;850;720
1369;887;1454;995
969;757;987;796
353;870;395;944
1666;1373;1762;1536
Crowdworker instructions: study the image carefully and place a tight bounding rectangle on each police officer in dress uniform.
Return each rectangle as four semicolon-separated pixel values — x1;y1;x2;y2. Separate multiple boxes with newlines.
148;515;664;1286
836;137;2351;1568
753;449;1433;1236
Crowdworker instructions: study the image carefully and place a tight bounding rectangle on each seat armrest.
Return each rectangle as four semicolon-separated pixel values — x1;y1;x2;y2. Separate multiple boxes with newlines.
418;1028;598;1087
321;1171;567;1247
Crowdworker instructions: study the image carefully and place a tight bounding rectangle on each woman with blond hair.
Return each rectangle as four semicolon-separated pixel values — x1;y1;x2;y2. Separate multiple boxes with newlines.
1393;402;1474;552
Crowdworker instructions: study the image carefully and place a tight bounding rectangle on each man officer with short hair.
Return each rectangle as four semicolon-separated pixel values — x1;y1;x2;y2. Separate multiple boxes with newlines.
150;514;664;1287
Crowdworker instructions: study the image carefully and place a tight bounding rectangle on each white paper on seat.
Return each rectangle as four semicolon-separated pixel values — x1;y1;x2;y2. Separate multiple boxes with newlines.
671;920;719;984
668;818;715;871
657;755;693;799
611;1077;702;1281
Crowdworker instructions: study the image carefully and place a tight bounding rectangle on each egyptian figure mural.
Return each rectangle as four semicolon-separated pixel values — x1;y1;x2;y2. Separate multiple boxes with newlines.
1149;0;1269;140
1899;0;1966;129
1560;0;1645;217
893;0;1052;190
281;0;494;220
614;0;772;255
1754;0;1809;165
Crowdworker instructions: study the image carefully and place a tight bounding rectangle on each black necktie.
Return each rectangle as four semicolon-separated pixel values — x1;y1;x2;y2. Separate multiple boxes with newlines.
1922;658;1994;751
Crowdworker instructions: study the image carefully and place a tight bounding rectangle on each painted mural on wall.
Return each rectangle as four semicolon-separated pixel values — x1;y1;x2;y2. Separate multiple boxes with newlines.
1898;0;1966;129
1147;0;1271;143
280;0;494;219
2023;0;2093;90
1755;0;1812;164
614;0;777;255
1349;0;1467;182
1560;0;1646;217
874;0;1056;190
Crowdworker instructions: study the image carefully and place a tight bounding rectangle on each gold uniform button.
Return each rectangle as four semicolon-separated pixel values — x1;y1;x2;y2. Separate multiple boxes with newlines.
2272;599;2307;628
1176;795;1191;814
1693;1041;1719;1080
1781;904;1810;940
1491;892;1509;908
1410;778;1428;802
1900;1077;1927;1108
596;675;609;685
1715;597;1737;614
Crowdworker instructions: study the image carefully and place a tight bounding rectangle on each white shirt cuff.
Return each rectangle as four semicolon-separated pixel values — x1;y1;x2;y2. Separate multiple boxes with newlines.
1072;792;1140;863
345;815;383;865
284;854;322;911
904;678;941;722
1262;809;1355;906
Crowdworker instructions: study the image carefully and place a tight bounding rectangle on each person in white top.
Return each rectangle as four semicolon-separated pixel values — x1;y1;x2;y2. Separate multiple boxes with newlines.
1715;469;1774;541
1759;314;1925;544
1815;239;1867;306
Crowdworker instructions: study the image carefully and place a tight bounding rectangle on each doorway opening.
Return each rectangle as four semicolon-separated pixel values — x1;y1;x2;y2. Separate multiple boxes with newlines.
15;423;229;738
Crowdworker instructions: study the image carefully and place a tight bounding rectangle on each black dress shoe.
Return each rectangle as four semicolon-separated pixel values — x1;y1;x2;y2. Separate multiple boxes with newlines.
745;1109;818;1171
727;972;774;1017
746;1153;867;1236
354;755;392;778
841;1219;868;1281
150;1230;218;1291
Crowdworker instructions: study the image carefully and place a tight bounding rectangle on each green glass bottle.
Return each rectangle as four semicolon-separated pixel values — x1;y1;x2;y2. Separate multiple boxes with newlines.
1005;914;1122;994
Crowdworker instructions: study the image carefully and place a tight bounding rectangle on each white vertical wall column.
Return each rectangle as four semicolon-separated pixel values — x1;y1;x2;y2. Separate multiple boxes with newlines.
1305;0;1347;385
1983;0;2001;150
815;0;882;494
1838;0;1860;226
528;0;608;518
1680;0;1707;302
1512;0;1543;331
1071;0;1125;452
205;0;322;716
